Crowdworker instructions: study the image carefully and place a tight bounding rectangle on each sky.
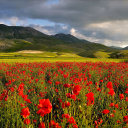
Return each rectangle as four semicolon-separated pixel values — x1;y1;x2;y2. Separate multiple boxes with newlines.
0;0;128;48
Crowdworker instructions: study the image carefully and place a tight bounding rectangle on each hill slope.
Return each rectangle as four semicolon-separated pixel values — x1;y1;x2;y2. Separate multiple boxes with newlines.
53;33;90;43
0;24;47;39
0;24;119;58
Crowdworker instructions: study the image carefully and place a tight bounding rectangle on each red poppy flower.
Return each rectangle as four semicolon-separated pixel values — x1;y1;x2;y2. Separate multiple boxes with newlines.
66;93;76;101
23;118;30;125
55;81;60;85
62;101;70;108
68;116;77;125
123;115;128;122
55;89;58;92
21;107;30;118
125;88;128;94
117;120;121;124
64;83;70;88
71;94;76;101
66;93;72;98
73;85;81;95
106;82;113;89
110;113;114;117
49;120;61;128
119;94;124;100
62;114;70;119
85;92;94;105
72;124;78;128
102;109;110;114
109;103;114;107
35;79;38;83
115;104;118;108
9;87;14;92
48;80;52;84
37;99;52;117
33;119;37;123
85;92;94;100
38;122;45;128
113;110;116;113
108;89;115;96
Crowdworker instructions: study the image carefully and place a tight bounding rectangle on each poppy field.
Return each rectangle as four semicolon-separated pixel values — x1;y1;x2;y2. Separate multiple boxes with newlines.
0;61;128;128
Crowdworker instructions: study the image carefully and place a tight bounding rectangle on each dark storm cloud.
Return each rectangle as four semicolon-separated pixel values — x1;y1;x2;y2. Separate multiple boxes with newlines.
1;0;128;24
0;0;128;47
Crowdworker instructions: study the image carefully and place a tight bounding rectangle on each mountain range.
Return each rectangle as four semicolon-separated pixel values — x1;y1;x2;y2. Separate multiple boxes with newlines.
0;24;128;58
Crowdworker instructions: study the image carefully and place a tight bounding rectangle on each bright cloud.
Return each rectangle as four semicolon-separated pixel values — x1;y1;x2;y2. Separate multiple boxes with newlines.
0;0;128;47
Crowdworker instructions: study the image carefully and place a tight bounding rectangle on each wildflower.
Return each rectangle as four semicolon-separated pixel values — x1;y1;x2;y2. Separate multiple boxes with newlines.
109;103;114;107
68;116;76;124
33;119;37;123
64;83;70;88
21;107;30;118
55;89;58;92
113;110;116;113
106;82;113;89
62;114;70;119
23;118;30;125
9;87;14;92
117;120;121;124
49;120;61;128
85;92;94;106
110;113;114;117
73;85;81;95
123;115;128;122
119;94;124;100
115;104;118;108
108;89;115;96
62;101;70;108
38;122;45;128
102;109;110;114
37;99;52;117
66;93;76;101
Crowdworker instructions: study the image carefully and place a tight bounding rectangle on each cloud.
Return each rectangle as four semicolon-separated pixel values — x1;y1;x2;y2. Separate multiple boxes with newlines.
70;28;87;40
9;17;27;26
0;16;28;26
87;20;128;41
70;28;128;48
0;0;128;47
1;0;128;25
29;24;55;35
29;24;70;35
0;22;4;24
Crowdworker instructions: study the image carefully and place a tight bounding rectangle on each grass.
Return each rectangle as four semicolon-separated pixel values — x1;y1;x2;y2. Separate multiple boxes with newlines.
0;52;124;64
0;57;123;63
94;51;110;58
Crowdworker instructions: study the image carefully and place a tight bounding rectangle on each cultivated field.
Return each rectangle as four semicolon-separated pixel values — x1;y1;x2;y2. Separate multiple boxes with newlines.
0;51;124;64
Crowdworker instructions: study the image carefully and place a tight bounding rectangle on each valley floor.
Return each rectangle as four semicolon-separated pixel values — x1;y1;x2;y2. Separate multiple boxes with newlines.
0;51;124;63
0;57;123;63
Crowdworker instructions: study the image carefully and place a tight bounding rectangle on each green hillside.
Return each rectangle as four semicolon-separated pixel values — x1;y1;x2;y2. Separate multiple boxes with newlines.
0;24;127;58
110;50;128;58
0;24;47;39
53;33;90;43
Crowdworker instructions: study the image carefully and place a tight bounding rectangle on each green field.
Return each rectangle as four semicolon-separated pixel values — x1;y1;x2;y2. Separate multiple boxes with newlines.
0;52;124;63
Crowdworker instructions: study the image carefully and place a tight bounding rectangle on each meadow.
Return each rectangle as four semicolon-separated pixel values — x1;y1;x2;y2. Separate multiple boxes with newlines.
0;54;128;128
0;52;123;63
